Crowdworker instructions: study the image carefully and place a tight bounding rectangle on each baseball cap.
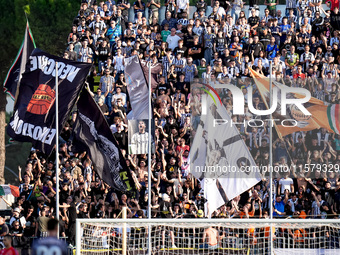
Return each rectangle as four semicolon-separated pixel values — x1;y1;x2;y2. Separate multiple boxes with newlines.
197;209;204;218
201;58;206;62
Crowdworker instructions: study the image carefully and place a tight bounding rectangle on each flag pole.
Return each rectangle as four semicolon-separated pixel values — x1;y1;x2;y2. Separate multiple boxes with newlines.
269;60;273;254
147;59;152;255
55;62;60;238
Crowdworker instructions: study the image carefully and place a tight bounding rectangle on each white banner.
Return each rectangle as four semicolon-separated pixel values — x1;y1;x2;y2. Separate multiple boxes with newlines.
191;92;262;216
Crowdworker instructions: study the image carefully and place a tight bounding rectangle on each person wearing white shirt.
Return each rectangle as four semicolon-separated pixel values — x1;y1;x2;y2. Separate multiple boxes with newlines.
112;87;127;108
254;57;269;69
176;0;189;16
278;174;294;195
166;28;181;50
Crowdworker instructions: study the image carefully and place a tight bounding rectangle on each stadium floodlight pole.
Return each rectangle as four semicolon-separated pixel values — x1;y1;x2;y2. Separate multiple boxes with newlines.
147;59;152;255
55;62;60;238
269;60;273;255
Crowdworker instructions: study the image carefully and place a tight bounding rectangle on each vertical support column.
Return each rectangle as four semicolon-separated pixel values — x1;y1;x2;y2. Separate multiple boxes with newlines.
147;61;152;255
75;220;81;255
269;60;274;255
122;206;127;255
55;62;60;238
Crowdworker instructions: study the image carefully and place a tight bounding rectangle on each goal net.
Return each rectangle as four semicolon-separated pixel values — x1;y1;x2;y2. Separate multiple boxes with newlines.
76;218;340;255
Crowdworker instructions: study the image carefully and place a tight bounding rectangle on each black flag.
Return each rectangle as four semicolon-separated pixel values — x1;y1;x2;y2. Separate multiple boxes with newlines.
7;48;91;155
3;21;36;100
73;90;135;192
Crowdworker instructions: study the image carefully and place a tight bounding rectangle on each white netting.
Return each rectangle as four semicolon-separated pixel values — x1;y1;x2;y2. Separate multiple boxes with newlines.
77;219;340;255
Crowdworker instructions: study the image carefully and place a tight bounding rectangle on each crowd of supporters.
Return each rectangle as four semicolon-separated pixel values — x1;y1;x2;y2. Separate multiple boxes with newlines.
2;0;340;251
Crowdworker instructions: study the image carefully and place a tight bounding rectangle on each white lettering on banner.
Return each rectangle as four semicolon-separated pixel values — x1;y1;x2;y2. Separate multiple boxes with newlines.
9;111;56;145
29;55;81;82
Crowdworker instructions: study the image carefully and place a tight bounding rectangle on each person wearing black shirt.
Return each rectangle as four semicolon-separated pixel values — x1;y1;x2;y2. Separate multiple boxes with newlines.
117;0;130;26
90;180;105;202
320;201;335;217
195;193;207;210
59;197;77;245
157;78;171;95
97;40;111;72
321;182;336;205
270;18;281;46
217;0;230;12
59;183;70;204
295;36;306;56
150;18;161;35
332;43;339;63
98;98;109;117
208;6;220;23
248;9;260;32
173;40;188;57
311;12;324;38
77;204;89;219
259;27;271;50
293;136;307;160
115;73;127;94
163;116;179;134
188;36;203;66
281;35;295;54
250;36;264;59
133;0;146;18
159;194;173;218
175;75;189;95
330;7;340;30
113;125;128;152
222;48;233;66
215;30;228;56
322;21;334;42
164;0;176;17
10;221;24;249
110;105;125;125
24;206;36;237
60;122;71;143
166;156;179;179
183;24;195;48
195;0;207;13
307;137;322;154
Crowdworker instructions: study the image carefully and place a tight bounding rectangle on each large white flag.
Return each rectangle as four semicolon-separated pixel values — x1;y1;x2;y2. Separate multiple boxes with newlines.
191;85;262;217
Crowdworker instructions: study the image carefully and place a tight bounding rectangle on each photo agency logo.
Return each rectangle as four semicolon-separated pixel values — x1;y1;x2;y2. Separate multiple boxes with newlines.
199;83;223;114
200;83;312;129
190;80;315;182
